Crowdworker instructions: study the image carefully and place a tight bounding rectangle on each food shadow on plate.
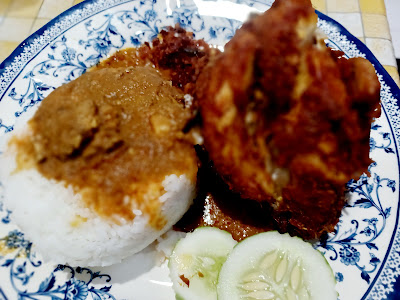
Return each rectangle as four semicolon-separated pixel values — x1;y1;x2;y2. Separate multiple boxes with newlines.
53;239;178;285
95;243;165;284
91;230;183;284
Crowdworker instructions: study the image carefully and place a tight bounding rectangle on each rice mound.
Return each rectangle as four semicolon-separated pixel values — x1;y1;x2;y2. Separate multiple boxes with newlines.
0;137;195;267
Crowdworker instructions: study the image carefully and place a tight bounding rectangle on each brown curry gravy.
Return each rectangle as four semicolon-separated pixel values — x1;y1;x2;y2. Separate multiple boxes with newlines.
175;147;275;241
13;27;274;240
13;65;198;229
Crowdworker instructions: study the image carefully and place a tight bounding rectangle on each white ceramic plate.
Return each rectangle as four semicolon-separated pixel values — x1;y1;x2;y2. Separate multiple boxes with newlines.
1;0;400;299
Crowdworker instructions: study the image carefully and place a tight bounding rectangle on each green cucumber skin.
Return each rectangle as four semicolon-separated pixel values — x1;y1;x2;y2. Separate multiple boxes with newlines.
319;250;339;298
172;230;338;300
217;231;338;300
176;294;184;300
169;227;237;300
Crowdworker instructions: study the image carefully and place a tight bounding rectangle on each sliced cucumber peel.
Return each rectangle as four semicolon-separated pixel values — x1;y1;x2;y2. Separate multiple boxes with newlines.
217;231;337;300
168;227;237;300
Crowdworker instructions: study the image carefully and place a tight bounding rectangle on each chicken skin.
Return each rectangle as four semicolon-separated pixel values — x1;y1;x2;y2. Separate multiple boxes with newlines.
197;0;381;239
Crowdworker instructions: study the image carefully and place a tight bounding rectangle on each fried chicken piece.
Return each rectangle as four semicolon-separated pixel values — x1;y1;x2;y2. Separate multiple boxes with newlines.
175;146;275;242
197;0;381;239
97;25;218;98
138;26;219;96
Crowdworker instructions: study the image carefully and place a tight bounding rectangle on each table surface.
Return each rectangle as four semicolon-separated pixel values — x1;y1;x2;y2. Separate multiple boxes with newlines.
0;0;399;86
385;0;399;59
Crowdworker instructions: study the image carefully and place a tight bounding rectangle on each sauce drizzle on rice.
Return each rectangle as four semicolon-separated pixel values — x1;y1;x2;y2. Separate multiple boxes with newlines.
10;65;198;229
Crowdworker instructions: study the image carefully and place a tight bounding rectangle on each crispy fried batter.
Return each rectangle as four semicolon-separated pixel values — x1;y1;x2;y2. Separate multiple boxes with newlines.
138;26;219;96
175;146;275;242
197;0;381;239
97;25;218;97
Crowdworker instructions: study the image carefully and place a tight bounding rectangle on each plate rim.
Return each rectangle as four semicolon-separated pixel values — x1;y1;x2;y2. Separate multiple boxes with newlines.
0;0;133;99
317;11;400;299
0;1;400;299
315;10;400;100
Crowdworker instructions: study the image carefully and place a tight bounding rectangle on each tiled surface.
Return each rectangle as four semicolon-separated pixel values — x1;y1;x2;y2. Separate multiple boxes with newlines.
361;0;387;15
0;17;35;42
385;0;400;59
362;14;391;39
326;0;359;13
312;0;399;85
366;38;397;66
0;0;398;85
0;0;12;16
328;12;364;37
7;0;43;18
38;0;73;19
30;17;52;34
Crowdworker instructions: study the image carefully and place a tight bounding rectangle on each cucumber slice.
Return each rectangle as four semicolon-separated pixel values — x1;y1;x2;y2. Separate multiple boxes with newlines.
217;231;337;300
169;227;237;300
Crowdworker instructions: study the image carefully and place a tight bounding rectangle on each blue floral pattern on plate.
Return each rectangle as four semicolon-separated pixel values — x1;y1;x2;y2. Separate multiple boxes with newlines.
0;0;399;299
0;230;114;300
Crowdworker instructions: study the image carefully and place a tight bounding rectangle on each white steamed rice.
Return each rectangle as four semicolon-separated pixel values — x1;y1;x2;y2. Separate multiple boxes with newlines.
0;134;195;266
